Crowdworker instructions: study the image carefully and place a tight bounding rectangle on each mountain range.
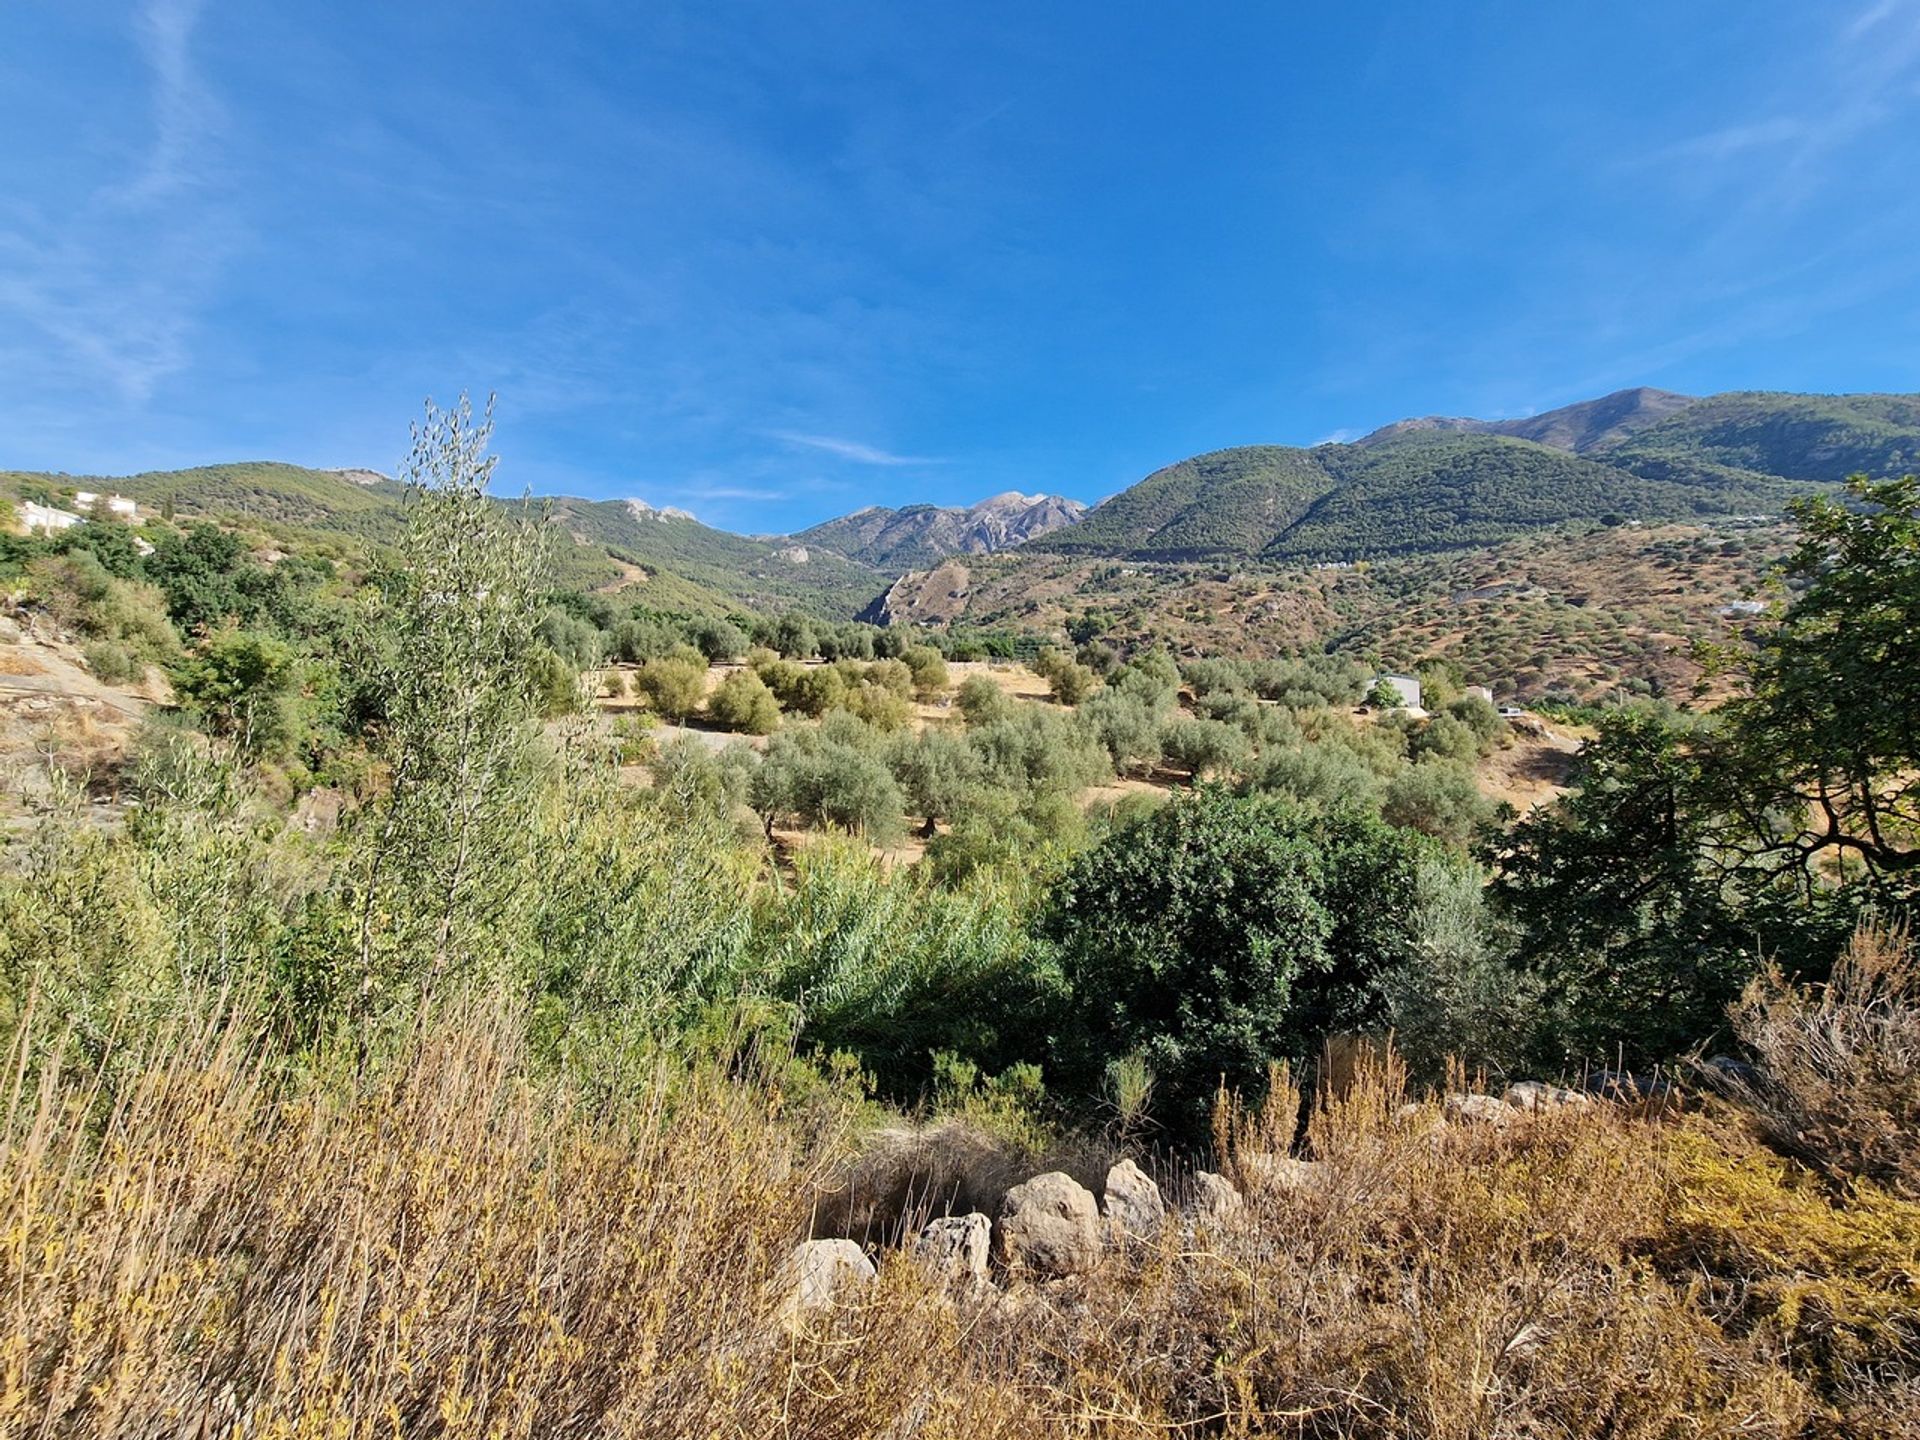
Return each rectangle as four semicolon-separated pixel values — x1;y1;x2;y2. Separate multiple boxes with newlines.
795;492;1086;570
7;387;1919;618
1029;389;1920;562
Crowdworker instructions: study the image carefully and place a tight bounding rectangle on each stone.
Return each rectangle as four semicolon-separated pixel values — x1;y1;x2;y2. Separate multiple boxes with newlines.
1239;1153;1331;1194
1443;1092;1515;1125
1503;1081;1590;1111
995;1172;1104;1278
1101;1159;1165;1237
913;1213;991;1282
785;1239;875;1314
1190;1170;1244;1223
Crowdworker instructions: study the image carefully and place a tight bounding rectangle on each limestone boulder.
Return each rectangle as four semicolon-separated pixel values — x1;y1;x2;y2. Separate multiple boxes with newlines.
785;1239;875;1315
1101;1158;1166;1237
995;1172;1104;1279
913;1213;991;1283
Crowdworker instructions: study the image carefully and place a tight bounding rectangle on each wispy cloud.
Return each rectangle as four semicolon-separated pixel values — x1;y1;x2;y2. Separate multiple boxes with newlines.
769;430;940;465
1656;1;1920;190
119;0;217;205
0;0;232;405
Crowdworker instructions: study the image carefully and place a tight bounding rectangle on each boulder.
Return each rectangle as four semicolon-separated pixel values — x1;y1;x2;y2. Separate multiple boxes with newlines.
1190;1170;1244;1224
1239;1153;1331;1194
785;1239;875;1314
1101;1159;1166;1237
1444;1092;1515;1126
913;1213;991;1283
1504;1081;1590;1111
1580;1069;1674;1102
995;1172;1104;1278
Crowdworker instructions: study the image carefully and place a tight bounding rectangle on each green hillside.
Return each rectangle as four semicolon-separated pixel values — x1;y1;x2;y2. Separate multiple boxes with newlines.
1;462;412;545
547;498;886;615
0;464;885;615
1268;434;1800;559
1605;390;1920;479
1028;430;1812;563
1035;446;1334;559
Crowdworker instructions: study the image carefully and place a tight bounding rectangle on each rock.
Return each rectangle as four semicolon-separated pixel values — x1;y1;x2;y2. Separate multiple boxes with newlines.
1239;1153;1330;1194
1580;1070;1675;1102
1701;1055;1766;1090
995;1172;1104;1278
1101;1159;1165;1237
785;1239;875;1314
1443;1092;1515;1125
913;1213;991;1283
1503;1081;1590;1111
1190;1170;1244;1223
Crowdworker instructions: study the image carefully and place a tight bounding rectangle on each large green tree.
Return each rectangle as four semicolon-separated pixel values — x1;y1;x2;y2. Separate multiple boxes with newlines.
1039;789;1425;1139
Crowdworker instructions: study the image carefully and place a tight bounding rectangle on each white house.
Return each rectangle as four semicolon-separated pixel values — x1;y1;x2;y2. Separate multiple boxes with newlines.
1464;684;1494;704
73;491;137;517
1374;673;1422;709
20;501;82;534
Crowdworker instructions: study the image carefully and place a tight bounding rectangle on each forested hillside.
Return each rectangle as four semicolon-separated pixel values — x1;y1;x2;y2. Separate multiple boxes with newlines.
1031;388;1920;564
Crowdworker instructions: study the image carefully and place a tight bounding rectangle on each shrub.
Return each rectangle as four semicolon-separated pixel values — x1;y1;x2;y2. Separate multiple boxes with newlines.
1040;789;1423;1139
1158;715;1251;783
1383;758;1499;843
1717;923;1920;1198
900;644;949;699
955;675;1015;727
1032;647;1097;705
707;668;781;735
83;640;143;686
633;653;708;723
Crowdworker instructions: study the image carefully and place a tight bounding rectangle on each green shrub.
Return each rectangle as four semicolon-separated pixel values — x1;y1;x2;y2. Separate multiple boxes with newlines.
706;669;780;735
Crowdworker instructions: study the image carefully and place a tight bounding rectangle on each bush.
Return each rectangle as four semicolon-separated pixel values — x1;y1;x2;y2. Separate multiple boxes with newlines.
749;723;905;843
83;640;144;686
1079;691;1163;775
1040;789;1423;1139
171;630;302;760
1382;758;1499;843
900;644;949;699
1717;923;1920;1198
1158;715;1251;784
1033;647;1097;705
956;675;1015;727
706;669;781;735
633;654;708;723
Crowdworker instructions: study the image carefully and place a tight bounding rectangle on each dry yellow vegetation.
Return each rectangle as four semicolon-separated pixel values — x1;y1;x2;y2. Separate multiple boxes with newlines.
5;996;1915;1438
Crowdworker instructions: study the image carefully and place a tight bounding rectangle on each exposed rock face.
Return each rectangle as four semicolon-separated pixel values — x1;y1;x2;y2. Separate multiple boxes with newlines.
785;1239;875;1314
1444;1092;1519;1126
1238;1154;1331;1195
995;1172;1104;1278
799;493;1088;571
913;1213;991;1283
1190;1171;1244;1224
1101;1159;1165;1237
1504;1081;1590;1111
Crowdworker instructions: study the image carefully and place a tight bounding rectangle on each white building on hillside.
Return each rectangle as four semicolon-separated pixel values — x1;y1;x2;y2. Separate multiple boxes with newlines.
20;501;82;534
73;491;137;517
1374;673;1422;709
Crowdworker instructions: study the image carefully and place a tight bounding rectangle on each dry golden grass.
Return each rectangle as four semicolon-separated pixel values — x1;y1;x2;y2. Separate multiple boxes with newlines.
5;999;1916;1437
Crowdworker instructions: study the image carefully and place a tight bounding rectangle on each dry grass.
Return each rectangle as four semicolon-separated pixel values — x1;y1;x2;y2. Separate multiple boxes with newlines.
5;999;1916;1437
1719;922;1920;1198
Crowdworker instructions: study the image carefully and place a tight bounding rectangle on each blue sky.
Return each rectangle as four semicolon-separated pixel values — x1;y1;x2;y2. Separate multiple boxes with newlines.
3;2;1918;533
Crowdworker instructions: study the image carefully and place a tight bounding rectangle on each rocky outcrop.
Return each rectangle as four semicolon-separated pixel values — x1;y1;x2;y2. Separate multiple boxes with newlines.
1101;1159;1165;1237
995;1172;1104;1278
1504;1081;1590;1111
1190;1171;1244;1224
785;1239;874;1315
913;1213;991;1284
